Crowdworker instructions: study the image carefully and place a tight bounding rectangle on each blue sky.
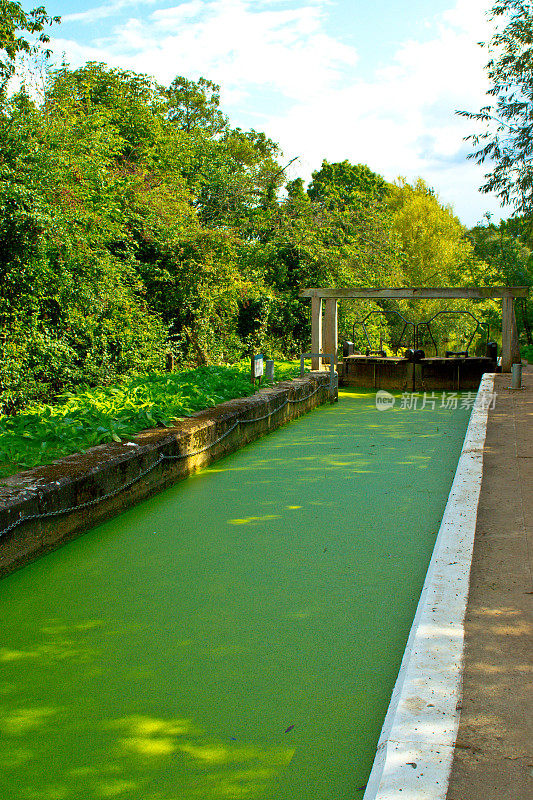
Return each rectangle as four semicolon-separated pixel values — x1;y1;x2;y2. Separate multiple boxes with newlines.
39;0;502;226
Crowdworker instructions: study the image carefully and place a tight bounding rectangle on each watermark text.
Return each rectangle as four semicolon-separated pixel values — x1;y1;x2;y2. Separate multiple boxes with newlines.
375;390;497;411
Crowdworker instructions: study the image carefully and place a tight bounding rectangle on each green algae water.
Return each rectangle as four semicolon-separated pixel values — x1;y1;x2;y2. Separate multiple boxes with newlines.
0;390;471;800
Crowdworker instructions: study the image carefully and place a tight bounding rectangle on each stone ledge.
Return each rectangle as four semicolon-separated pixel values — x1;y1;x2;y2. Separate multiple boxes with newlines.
0;372;332;578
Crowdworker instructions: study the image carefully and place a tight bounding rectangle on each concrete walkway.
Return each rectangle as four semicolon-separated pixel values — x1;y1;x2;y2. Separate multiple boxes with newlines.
447;367;533;800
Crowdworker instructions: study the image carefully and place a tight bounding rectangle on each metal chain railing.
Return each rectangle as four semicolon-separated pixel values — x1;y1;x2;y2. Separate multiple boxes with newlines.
0;456;165;540
0;382;326;540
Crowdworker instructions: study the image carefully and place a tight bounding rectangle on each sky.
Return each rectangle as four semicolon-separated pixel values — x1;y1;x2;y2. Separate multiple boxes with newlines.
39;0;506;227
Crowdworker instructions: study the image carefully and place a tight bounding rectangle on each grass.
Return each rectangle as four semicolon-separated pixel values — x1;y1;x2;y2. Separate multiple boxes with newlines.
0;361;302;479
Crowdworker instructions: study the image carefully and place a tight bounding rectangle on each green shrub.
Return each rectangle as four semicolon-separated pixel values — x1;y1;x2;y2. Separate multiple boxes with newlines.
0;313;167;414
0;361;300;477
521;344;533;363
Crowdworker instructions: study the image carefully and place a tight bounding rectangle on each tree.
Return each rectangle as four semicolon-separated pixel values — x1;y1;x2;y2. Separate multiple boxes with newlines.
166;76;228;136
187;127;283;228
0;1;59;93
386;179;496;354
246;161;404;354
468;217;533;343
307;160;387;207
0;64;177;408
387;178;478;285
458;0;533;213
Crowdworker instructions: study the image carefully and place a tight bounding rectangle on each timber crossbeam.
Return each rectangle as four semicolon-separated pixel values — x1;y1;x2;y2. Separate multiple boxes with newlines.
301;286;529;373
300;287;529;299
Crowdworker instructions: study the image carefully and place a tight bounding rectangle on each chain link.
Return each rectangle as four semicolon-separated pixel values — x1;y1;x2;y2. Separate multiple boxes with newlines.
0;382;327;540
287;385;323;403
163;420;240;460
238;399;288;422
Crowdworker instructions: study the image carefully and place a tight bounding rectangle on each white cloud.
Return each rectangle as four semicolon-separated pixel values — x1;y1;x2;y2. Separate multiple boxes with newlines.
262;0;504;223
55;1;357;93
51;0;506;224
62;0;159;25
149;1;205;24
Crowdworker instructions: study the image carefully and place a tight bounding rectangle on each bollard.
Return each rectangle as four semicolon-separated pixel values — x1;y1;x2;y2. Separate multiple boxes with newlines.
265;359;274;382
511;362;522;389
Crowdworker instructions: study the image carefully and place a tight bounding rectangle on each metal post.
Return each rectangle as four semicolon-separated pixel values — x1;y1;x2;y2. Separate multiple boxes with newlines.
265;360;274;382
329;359;338;402
511;362;522;389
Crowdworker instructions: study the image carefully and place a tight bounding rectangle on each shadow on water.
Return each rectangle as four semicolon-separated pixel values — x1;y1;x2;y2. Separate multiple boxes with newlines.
0;389;471;799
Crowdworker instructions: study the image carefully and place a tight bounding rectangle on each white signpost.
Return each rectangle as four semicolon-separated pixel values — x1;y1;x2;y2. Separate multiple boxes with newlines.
251;354;264;387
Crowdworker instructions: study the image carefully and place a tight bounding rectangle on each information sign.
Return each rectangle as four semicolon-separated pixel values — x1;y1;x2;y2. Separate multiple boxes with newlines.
251;354;264;385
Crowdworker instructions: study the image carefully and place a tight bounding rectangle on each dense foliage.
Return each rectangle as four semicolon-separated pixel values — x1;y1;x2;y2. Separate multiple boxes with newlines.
0;1;59;92
0;4;531;423
459;0;533;214
0;362;302;477
0;58;402;411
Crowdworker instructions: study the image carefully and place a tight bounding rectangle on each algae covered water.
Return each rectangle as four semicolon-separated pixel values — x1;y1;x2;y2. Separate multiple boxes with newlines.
0;390;470;800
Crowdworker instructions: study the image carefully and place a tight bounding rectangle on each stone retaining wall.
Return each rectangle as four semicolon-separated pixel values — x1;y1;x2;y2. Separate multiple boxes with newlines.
0;372;332;578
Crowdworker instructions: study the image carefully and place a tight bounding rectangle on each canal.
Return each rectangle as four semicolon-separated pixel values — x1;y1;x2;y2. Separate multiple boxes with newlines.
0;390;471;800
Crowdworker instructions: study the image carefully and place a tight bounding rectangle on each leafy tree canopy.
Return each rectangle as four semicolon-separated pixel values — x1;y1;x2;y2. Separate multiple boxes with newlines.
0;8;527;411
167;76;228;136
307;160;387;207
459;0;533;213
0;1;59;92
387;178;478;286
469;217;532;287
468;216;533;343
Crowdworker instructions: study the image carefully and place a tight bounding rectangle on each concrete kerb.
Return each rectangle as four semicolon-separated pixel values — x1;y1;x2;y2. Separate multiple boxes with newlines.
363;373;495;800
0;372;331;579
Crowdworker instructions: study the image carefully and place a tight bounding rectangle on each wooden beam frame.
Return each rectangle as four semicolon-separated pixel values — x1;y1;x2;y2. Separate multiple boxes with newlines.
323;299;338;366
501;297;521;372
301;287;529;374
300;287;529;299
311;295;322;370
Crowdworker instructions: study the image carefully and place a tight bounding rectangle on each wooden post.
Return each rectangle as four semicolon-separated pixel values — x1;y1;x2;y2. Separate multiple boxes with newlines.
323;299;338;366
502;297;520;372
511;301;521;365
311;295;323;370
